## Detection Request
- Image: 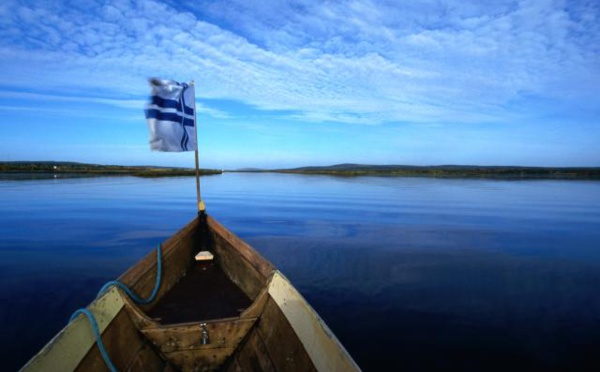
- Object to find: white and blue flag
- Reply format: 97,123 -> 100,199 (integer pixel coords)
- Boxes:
145,79 -> 196,152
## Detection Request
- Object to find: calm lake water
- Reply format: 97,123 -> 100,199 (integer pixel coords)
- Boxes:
1,173 -> 600,371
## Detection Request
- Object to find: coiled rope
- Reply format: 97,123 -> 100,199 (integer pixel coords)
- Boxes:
69,244 -> 163,372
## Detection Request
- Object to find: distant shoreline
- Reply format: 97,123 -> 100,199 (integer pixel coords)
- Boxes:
0,162 -> 221,178
2,162 -> 599,180
268,164 -> 600,180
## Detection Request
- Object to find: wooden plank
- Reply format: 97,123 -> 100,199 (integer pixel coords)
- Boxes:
230,328 -> 276,372
145,261 -> 253,324
239,284 -> 270,319
118,217 -> 201,312
256,297 -> 317,372
211,232 -> 266,299
165,347 -> 237,371
207,216 -> 274,279
268,272 -> 361,372
141,318 -> 256,354
121,295 -> 158,330
141,318 -> 257,370
21,287 -> 124,372
133,239 -> 196,312
223,357 -> 244,372
120,214 -> 272,313
119,217 -> 198,286
74,309 -> 164,372
123,341 -> 167,372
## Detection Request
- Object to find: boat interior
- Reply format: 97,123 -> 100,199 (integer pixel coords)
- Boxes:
78,215 -> 320,372
24,214 -> 358,372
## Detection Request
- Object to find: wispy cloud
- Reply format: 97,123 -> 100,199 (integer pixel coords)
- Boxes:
0,90 -> 230,118
0,91 -> 144,108
0,0 -> 598,126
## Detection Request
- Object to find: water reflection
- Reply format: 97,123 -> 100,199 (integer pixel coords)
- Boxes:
210,174 -> 600,371
1,174 -> 600,371
250,234 -> 600,371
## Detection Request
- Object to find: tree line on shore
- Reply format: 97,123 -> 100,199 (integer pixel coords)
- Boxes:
0,162 -> 221,178
2,161 -> 599,179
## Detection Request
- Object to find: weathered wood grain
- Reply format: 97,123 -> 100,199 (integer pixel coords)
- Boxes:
141,318 -> 257,371
165,347 -> 236,371
23,214 -> 360,372
142,318 -> 256,353
227,327 -> 276,372
75,309 -> 165,372
211,232 -> 266,299
268,272 -> 361,372
256,298 -> 317,372
207,216 -> 274,279
118,218 -> 201,312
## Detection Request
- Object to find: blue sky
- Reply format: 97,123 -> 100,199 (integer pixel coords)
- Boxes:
0,0 -> 598,169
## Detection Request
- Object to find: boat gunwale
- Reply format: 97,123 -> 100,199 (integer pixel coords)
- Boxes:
116,217 -> 201,311
20,287 -> 125,372
21,214 -> 361,371
206,215 -> 275,279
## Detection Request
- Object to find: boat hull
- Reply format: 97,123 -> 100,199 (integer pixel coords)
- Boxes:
21,215 -> 360,371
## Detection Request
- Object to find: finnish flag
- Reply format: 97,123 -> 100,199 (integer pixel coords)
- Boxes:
145,79 -> 196,152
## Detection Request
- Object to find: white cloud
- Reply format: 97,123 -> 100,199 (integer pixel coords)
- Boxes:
0,91 -> 144,108
0,90 -> 230,119
0,0 -> 598,126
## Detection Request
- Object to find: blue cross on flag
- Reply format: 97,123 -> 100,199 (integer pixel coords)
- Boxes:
145,79 -> 196,152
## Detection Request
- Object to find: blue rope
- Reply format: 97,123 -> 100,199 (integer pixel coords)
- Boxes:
69,244 -> 163,372
97,244 -> 163,304
70,309 -> 118,372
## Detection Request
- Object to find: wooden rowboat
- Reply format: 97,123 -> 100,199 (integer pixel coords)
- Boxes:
21,213 -> 360,371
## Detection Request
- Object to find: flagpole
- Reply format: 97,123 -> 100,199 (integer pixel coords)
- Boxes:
190,80 -> 204,215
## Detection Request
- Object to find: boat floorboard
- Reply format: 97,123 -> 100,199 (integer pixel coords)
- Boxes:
147,261 -> 252,324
